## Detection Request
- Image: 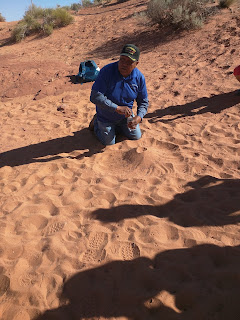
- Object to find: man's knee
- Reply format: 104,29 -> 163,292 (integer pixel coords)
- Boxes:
94,121 -> 116,145
132,134 -> 141,141
101,136 -> 116,145
94,132 -> 116,145
129,128 -> 142,141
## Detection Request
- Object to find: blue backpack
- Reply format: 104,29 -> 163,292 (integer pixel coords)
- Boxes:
76,60 -> 100,83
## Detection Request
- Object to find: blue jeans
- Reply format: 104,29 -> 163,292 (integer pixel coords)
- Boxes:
94,117 -> 142,145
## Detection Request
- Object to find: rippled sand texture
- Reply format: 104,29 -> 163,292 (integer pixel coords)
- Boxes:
1,1 -> 240,319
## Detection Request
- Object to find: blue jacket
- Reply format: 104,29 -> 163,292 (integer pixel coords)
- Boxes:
90,61 -> 148,123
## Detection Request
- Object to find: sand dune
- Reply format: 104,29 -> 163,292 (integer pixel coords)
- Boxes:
0,0 -> 240,319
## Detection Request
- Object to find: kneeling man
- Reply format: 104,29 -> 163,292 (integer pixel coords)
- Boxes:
89,44 -> 149,145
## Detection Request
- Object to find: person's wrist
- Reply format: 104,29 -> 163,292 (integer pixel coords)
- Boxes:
136,115 -> 142,123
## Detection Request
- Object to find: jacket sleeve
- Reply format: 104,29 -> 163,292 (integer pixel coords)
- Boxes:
90,66 -> 118,112
136,75 -> 149,119
90,90 -> 118,112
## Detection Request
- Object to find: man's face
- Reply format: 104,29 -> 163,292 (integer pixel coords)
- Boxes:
118,55 -> 138,77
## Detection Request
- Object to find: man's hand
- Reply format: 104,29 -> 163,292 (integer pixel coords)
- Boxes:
116,106 -> 132,117
128,115 -> 142,129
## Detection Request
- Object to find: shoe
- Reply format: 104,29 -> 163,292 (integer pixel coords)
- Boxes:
88,114 -> 97,131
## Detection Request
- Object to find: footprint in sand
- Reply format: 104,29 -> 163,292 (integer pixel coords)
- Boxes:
121,242 -> 140,260
42,221 -> 66,237
0,242 -> 24,260
83,248 -> 106,263
23,214 -> 48,231
141,224 -> 180,245
12,310 -> 31,320
25,251 -> 43,268
0,274 -> 10,297
207,155 -> 224,167
82,232 -> 108,263
18,273 -> 38,288
88,232 -> 108,250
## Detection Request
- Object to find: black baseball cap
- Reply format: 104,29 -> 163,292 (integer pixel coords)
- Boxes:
120,44 -> 140,62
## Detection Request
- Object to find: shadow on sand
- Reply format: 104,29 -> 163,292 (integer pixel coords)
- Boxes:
35,244 -> 240,320
66,75 -> 95,85
89,26 -> 180,60
77,0 -> 147,16
92,175 -> 240,227
0,37 -> 14,48
0,128 -> 104,168
145,90 -> 240,123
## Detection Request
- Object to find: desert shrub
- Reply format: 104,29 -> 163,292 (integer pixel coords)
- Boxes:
93,0 -> 112,4
61,6 -> 71,11
42,23 -> 54,36
147,0 -> 215,30
11,22 -> 29,42
82,0 -> 93,7
70,3 -> 82,11
134,10 -> 149,25
219,0 -> 236,8
11,5 -> 73,42
93,0 -> 104,4
51,7 -> 74,27
0,13 -> 6,22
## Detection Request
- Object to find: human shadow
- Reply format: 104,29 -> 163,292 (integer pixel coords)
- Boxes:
0,128 -> 104,168
35,244 -> 240,320
145,90 -> 240,123
92,175 -> 240,227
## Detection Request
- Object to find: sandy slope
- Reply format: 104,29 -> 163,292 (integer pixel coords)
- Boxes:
0,1 -> 240,319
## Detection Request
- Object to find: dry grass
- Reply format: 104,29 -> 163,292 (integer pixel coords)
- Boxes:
147,0 -> 218,30
11,5 -> 74,42
0,13 -> 6,22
